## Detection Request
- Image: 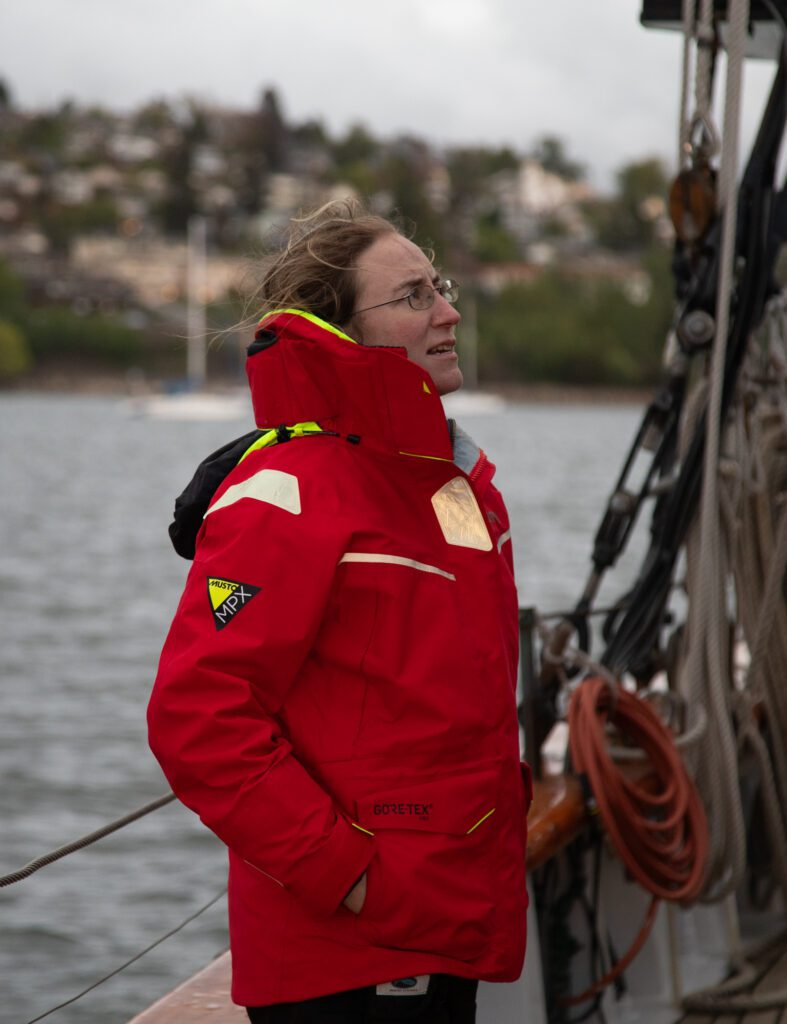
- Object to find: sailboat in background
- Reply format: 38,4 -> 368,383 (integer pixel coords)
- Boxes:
133,216 -> 250,422
442,289 -> 506,416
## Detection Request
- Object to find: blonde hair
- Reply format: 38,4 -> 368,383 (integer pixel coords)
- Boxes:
258,199 -> 400,328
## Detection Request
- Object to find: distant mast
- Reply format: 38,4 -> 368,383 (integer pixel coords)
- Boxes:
187,215 -> 207,391
459,290 -> 479,391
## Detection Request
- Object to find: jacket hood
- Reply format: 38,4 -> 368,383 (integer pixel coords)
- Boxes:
246,309 -> 453,462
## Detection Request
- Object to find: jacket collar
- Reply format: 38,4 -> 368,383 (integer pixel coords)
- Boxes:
246,309 -> 454,462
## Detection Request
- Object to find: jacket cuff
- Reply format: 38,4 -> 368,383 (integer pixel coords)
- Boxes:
285,815 -> 375,918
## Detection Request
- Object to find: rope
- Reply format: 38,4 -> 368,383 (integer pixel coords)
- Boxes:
694,0 -> 716,132
727,300 -> 787,901
672,291 -> 787,1008
681,0 -> 721,165
677,0 -> 751,901
679,0 -> 697,166
681,931 -> 787,1013
23,887 -> 227,1024
0,791 -> 176,888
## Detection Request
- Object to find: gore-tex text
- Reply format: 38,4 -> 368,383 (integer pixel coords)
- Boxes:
373,802 -> 433,819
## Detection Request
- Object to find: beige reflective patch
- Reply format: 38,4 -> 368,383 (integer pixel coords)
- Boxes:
431,477 -> 492,551
205,469 -> 301,518
339,552 -> 456,581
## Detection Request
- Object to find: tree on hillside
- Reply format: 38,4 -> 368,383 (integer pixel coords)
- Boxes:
232,86 -> 290,216
159,103 -> 207,234
133,98 -> 176,135
586,157 -> 669,251
380,138 -> 446,252
477,258 -> 671,387
473,209 -> 520,263
21,110 -> 69,158
0,320 -> 31,379
445,146 -> 519,256
447,146 -> 519,209
327,123 -> 380,194
532,135 -> 586,181
258,87 -> 289,174
332,123 -> 379,170
0,258 -> 26,325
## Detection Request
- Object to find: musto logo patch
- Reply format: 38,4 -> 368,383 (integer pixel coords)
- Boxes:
207,577 -> 260,631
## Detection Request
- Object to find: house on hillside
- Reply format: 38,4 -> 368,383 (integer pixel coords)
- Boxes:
491,158 -> 595,251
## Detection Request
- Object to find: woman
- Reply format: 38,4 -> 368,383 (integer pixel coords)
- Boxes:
148,201 -> 530,1024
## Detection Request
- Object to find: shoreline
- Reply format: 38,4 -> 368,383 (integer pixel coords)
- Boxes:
3,373 -> 652,406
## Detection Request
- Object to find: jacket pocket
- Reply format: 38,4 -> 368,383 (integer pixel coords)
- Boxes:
353,765 -> 499,961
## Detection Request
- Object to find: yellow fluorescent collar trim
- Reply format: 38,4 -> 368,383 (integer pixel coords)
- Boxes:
422,381 -> 432,394
205,469 -> 301,518
239,427 -> 279,463
466,808 -> 496,834
239,421 -> 323,464
351,822 -> 375,837
260,308 -> 357,344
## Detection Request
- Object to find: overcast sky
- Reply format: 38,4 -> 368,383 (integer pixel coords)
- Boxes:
0,0 -> 780,190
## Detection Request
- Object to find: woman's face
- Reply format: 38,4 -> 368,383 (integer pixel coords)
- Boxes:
348,233 -> 463,396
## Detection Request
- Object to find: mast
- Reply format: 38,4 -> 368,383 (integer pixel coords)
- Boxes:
186,215 -> 207,391
459,289 -> 479,390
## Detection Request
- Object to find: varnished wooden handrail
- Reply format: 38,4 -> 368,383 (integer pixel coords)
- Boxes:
128,774 -> 588,1022
526,773 -> 587,871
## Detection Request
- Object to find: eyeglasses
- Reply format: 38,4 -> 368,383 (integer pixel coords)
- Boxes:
353,279 -> 459,316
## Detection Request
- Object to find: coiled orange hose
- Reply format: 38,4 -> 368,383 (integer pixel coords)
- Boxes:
560,676 -> 710,1005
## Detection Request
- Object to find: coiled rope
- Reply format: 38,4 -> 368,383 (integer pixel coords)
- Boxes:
725,297 -> 787,905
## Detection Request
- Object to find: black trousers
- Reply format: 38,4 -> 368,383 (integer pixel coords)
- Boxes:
246,975 -> 478,1024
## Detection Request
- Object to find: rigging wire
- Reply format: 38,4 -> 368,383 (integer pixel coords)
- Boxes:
0,791 -> 176,888
22,888 -> 227,1024
598,2 -> 787,678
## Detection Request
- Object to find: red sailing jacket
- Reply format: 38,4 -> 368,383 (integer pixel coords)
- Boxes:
148,310 -> 530,1007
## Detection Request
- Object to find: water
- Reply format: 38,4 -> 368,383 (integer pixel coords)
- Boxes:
0,393 -> 644,1023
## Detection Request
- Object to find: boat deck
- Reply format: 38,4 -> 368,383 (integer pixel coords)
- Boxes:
129,953 -> 240,1023
127,777 -> 787,1023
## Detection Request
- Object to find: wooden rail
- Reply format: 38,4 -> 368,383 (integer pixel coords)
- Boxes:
128,773 -> 587,1023
526,772 -> 585,871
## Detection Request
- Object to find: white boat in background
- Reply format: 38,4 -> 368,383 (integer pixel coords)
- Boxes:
442,389 -> 506,416
128,217 -> 251,423
133,389 -> 250,422
443,290 -> 506,415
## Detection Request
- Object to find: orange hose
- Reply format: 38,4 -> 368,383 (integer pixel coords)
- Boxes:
569,677 -> 708,901
559,676 -> 709,1006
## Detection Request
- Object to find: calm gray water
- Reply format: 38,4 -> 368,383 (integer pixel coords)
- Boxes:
0,394 -> 644,1024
